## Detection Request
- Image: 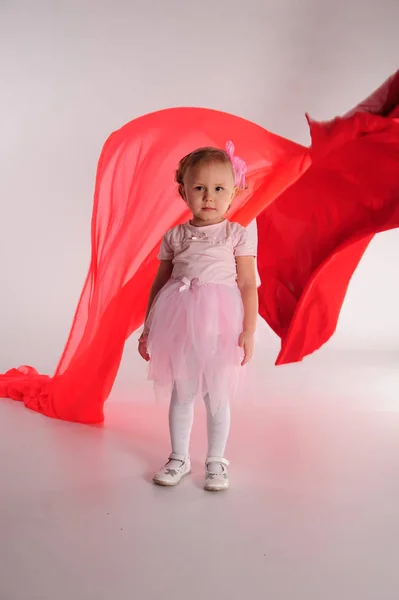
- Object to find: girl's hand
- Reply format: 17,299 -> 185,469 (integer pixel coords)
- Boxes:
138,334 -> 150,362
238,331 -> 254,366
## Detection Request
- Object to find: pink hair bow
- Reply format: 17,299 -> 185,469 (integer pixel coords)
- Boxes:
226,141 -> 247,189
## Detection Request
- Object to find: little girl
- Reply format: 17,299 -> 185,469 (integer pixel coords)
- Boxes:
138,143 -> 258,491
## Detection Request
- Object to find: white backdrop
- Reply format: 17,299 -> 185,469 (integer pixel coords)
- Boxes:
1,0 -> 398,394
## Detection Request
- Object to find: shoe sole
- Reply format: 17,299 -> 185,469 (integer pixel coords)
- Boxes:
204,484 -> 229,492
152,469 -> 191,487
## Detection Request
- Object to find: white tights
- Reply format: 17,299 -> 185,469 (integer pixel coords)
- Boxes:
168,382 -> 231,459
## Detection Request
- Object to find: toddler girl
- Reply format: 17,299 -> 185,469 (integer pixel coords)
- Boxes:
138,143 -> 258,491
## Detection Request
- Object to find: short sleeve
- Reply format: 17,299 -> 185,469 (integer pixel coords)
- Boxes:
158,231 -> 174,260
233,222 -> 258,257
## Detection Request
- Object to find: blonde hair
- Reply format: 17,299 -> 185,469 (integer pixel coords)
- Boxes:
175,147 -> 234,199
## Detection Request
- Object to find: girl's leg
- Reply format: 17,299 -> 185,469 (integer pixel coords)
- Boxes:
168,382 -> 196,459
203,394 -> 231,491
153,382 -> 196,486
203,394 -> 231,459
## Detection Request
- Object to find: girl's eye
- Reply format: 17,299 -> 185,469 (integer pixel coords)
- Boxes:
195,186 -> 204,191
216,186 -> 224,192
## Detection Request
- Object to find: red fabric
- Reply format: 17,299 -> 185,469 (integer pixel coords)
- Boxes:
264,70 -> 399,364
1,71 -> 398,424
0,109 -> 307,423
258,110 -> 399,365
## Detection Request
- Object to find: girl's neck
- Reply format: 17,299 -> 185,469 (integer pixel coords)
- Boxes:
189,217 -> 226,228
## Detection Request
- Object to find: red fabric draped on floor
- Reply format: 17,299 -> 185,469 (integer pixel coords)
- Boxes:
0,70 -> 398,423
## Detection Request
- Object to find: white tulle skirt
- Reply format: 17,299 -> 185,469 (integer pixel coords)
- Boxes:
146,278 -> 244,414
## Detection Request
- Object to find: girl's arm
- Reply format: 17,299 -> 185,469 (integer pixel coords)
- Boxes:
143,259 -> 173,330
236,256 -> 258,365
138,260 -> 173,362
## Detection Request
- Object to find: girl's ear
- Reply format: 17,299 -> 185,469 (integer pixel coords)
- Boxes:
179,183 -> 186,200
226,187 -> 238,212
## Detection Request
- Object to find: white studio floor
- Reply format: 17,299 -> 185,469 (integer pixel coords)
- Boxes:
1,346 -> 399,600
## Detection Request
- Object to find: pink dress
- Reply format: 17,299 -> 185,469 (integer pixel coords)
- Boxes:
147,220 -> 257,412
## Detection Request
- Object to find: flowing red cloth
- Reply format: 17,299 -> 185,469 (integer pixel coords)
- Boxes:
0,109 -> 307,423
257,70 -> 399,364
1,71 -> 398,423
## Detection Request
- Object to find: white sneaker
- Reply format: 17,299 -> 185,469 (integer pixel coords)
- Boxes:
153,453 -> 191,487
204,457 -> 230,491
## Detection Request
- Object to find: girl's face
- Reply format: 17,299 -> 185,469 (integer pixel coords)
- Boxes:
182,161 -> 236,226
